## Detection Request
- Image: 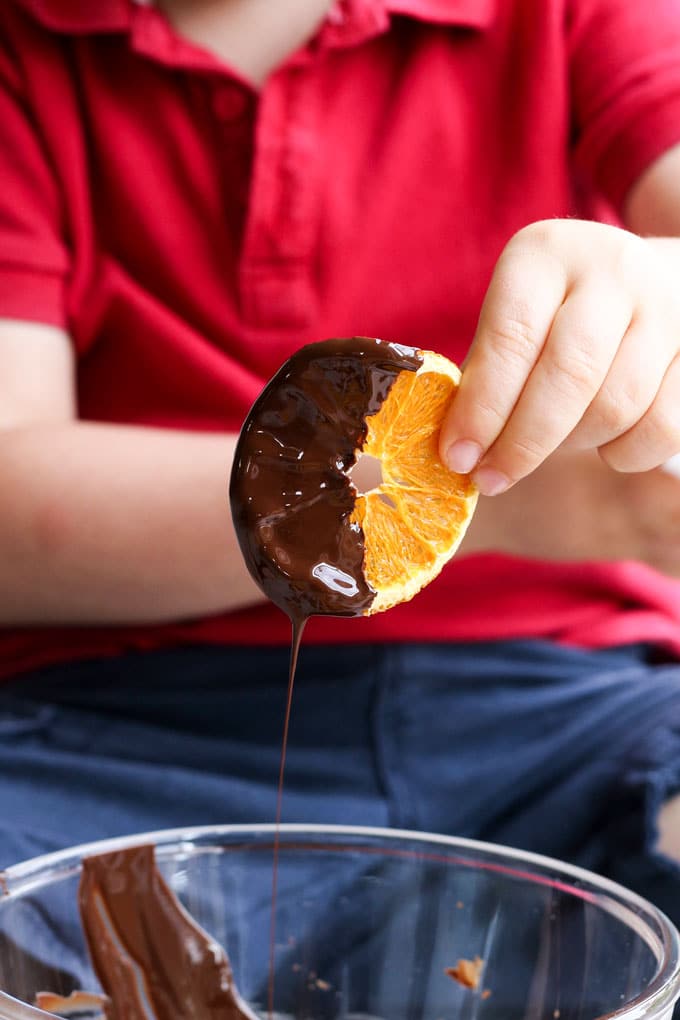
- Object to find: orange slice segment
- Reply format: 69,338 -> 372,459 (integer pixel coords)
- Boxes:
350,350 -> 478,614
352,491 -> 437,601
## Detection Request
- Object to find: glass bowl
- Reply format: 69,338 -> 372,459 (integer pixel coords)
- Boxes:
0,824 -> 679,1019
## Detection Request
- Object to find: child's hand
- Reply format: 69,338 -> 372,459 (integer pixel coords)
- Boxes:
440,219 -> 680,495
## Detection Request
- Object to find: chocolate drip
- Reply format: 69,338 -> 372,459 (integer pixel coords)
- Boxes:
78,846 -> 258,1020
230,337 -> 423,621
230,338 -> 425,1014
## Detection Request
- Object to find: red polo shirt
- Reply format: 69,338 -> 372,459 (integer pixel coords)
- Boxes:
2,0 -> 680,678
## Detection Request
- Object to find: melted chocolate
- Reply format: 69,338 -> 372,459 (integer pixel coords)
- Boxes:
229,337 -> 423,622
78,845 -> 258,1020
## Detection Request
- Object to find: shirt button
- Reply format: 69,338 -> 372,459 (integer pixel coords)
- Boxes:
212,86 -> 248,121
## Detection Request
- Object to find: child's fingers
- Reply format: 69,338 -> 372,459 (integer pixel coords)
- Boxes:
440,237 -> 567,475
570,314 -> 670,449
441,219 -> 680,493
599,354 -> 680,473
469,280 -> 632,493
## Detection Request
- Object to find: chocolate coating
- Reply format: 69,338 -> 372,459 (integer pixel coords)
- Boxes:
230,337 -> 423,620
78,846 -> 258,1020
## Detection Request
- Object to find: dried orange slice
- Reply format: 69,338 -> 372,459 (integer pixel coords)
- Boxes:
351,350 -> 478,614
230,338 -> 477,621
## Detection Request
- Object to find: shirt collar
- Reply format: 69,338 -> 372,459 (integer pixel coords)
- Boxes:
11,0 -> 496,34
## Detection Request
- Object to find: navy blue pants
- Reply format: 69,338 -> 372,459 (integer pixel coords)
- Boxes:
2,639 -> 680,929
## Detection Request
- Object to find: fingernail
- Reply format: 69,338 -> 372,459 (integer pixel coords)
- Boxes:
445,440 -> 482,474
473,467 -> 510,497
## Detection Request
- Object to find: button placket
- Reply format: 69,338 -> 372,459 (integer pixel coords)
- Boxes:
238,68 -> 322,329
198,75 -> 254,249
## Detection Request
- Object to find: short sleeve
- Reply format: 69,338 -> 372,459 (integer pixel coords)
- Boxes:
0,14 -> 69,327
569,0 -> 680,212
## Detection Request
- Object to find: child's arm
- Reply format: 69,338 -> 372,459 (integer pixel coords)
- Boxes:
0,319 -> 263,625
440,144 -> 680,496
459,443 -> 680,579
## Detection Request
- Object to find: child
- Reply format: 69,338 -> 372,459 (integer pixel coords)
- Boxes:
1,0 -> 680,929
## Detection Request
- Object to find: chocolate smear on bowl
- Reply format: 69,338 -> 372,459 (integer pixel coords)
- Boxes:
76,845 -> 258,1020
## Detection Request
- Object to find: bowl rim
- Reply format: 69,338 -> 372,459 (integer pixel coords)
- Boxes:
1,822 -> 679,1020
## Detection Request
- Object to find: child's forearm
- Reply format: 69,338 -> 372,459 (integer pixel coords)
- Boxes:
458,445 -> 680,578
624,142 -> 680,238
625,143 -> 680,276
0,422 -> 264,625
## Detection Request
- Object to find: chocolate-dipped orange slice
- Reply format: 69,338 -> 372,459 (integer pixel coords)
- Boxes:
230,337 -> 477,621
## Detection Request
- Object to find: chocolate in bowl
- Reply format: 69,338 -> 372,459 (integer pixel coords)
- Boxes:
1,825 -> 679,1020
